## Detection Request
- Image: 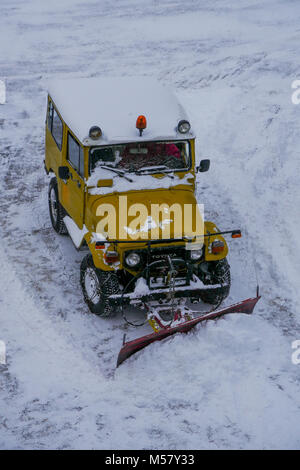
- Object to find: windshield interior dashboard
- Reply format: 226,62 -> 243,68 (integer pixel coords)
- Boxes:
89,140 -> 192,177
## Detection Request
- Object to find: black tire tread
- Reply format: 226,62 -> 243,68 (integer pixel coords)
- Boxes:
48,177 -> 68,234
199,258 -> 231,305
80,254 -> 120,316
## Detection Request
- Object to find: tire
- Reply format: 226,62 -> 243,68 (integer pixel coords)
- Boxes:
48,177 -> 68,234
199,258 -> 231,305
80,254 -> 120,316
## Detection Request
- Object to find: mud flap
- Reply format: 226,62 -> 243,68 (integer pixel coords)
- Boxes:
117,295 -> 260,367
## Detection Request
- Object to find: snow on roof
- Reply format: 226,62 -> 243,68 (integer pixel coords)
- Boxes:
48,77 -> 194,146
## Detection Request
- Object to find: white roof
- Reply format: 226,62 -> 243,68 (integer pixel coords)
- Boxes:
48,77 -> 194,146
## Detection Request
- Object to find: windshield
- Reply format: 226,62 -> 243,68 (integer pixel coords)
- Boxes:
89,141 -> 191,175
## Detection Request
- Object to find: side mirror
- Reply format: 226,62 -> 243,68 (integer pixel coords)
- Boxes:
197,159 -> 210,173
58,166 -> 70,180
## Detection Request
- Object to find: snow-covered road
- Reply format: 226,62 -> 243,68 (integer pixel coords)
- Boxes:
1,0 -> 300,449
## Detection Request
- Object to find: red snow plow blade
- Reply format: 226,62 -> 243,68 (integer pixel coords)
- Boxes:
117,295 -> 260,367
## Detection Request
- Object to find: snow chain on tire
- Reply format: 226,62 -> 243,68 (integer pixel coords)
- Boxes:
80,254 -> 120,317
199,258 -> 231,305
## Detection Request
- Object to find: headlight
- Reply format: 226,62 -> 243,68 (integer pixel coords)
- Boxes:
177,119 -> 191,134
89,126 -> 102,140
125,252 -> 141,267
190,249 -> 202,261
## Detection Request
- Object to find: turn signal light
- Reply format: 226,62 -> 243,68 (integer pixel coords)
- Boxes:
95,242 -> 105,250
231,230 -> 242,238
212,240 -> 225,254
104,251 -> 119,264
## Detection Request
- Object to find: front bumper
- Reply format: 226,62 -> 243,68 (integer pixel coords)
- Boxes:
109,280 -> 229,306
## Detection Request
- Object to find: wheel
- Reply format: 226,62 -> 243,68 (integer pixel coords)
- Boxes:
198,258 -> 231,305
48,177 -> 68,234
80,254 -> 120,316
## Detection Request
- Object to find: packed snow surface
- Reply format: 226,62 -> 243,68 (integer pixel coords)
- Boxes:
1,0 -> 300,450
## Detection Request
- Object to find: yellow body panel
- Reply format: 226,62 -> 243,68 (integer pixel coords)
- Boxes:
85,187 -> 204,270
45,95 -> 228,272
204,221 -> 228,261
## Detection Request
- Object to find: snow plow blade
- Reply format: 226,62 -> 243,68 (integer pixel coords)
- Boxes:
117,295 -> 260,367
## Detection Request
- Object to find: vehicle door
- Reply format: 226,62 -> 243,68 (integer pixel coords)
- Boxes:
60,131 -> 85,228
46,98 -> 63,173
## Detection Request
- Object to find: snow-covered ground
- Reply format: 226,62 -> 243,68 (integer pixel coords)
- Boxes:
1,0 -> 300,449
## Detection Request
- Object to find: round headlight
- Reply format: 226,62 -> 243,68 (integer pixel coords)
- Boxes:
190,249 -> 202,261
177,120 -> 191,134
125,252 -> 141,267
89,126 -> 102,140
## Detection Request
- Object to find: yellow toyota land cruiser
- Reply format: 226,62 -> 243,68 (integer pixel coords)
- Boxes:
44,78 -> 235,317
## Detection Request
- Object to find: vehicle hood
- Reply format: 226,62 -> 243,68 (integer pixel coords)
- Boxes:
89,188 -> 204,241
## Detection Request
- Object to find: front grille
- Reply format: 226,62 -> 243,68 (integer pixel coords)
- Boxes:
124,245 -> 187,268
124,245 -> 190,290
123,245 -> 189,285
148,246 -> 186,264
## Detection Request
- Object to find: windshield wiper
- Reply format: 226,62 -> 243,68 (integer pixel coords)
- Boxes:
136,165 -> 175,179
99,165 -> 134,182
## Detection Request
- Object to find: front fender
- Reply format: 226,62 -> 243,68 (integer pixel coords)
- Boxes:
204,221 -> 228,261
85,232 -> 121,271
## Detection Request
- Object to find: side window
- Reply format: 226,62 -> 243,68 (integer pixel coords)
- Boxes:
68,133 -> 84,178
47,100 -> 53,130
79,146 -> 84,177
47,99 -> 63,150
52,108 -> 63,150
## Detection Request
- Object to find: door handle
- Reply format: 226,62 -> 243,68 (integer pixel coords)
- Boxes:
69,172 -> 82,188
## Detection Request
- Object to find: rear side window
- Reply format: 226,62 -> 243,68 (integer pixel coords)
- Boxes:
67,133 -> 84,178
47,99 -> 63,150
47,101 -> 53,130
52,109 -> 63,149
